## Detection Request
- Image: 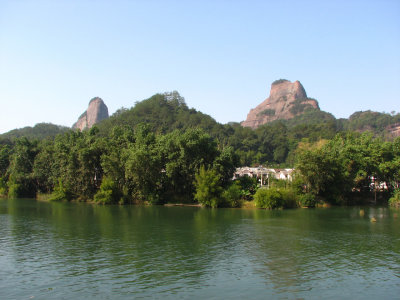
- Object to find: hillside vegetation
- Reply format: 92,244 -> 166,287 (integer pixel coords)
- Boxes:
0,91 -> 398,207
0,123 -> 70,141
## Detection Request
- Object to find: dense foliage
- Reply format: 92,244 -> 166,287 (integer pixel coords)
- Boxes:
340,110 -> 400,138
0,123 -> 69,140
93,91 -> 344,166
0,120 -> 238,205
295,133 -> 400,204
272,79 -> 289,85
1,91 -> 399,207
389,189 -> 400,207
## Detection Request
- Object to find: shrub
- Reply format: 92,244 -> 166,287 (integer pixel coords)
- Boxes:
258,109 -> 276,117
236,176 -> 257,200
7,180 -> 36,198
298,193 -> 317,208
280,189 -> 298,208
7,183 -> 21,198
94,189 -> 114,204
389,189 -> 400,208
272,79 -> 289,85
49,179 -> 73,201
254,187 -> 283,209
94,177 -> 122,205
194,166 -> 223,208
222,183 -> 242,208
0,177 -> 7,196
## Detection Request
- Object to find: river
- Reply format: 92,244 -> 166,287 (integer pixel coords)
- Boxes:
0,198 -> 399,299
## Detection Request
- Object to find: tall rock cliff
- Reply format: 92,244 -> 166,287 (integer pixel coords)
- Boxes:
73,97 -> 109,130
241,79 -> 319,129
386,123 -> 400,137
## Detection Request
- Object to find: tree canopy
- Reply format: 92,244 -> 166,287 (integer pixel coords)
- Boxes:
1,91 -> 398,206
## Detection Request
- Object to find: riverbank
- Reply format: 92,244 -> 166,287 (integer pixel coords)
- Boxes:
33,192 -> 396,211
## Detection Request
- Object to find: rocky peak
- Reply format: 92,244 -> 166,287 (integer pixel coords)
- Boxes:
387,123 -> 400,137
241,79 -> 319,129
73,97 -> 109,130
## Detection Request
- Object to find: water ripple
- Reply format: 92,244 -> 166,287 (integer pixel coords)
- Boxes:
1,202 -> 399,299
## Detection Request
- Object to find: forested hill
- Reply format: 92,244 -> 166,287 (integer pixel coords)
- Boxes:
1,91 -> 399,207
3,91 -> 398,142
95,91 -> 226,138
95,91 -> 399,165
1,91 -> 399,167
341,110 -> 400,136
0,123 -> 70,141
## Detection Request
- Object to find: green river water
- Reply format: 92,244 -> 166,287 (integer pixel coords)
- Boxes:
0,198 -> 399,299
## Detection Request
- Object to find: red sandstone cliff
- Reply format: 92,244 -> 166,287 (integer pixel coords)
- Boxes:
241,80 -> 319,129
387,123 -> 400,137
73,97 -> 109,130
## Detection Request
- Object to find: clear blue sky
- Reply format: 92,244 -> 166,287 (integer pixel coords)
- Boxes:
1,0 -> 399,134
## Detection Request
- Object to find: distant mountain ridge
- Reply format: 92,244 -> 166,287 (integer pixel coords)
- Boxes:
343,110 -> 400,138
0,123 -> 69,140
1,85 -> 399,141
240,79 -> 399,137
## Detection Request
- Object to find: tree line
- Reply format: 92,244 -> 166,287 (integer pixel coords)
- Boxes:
0,92 -> 399,207
0,124 -> 239,205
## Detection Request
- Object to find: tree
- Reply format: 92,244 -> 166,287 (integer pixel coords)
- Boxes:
7,138 -> 38,198
161,128 -> 219,202
94,176 -> 122,204
100,126 -> 134,202
33,141 -> 55,193
212,146 -> 239,187
124,124 -> 164,204
50,129 -> 105,201
254,187 -> 283,209
295,138 -> 348,203
222,183 -> 242,207
0,144 -> 11,195
194,166 -> 223,208
295,133 -> 398,204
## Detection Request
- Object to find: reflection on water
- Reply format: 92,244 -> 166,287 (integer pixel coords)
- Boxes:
0,199 -> 399,299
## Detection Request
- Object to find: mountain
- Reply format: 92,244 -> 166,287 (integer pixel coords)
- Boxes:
241,79 -> 319,129
73,97 -> 109,130
0,123 -> 70,141
341,110 -> 400,138
1,88 -> 398,144
95,91 -> 225,137
387,123 -> 400,137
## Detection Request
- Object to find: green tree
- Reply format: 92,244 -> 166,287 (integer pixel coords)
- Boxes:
194,166 -> 223,208
0,144 -> 11,195
7,138 -> 38,198
100,126 -> 134,203
0,144 -> 11,178
222,183 -> 242,207
94,176 -> 122,204
51,129 -> 105,200
161,128 -> 219,203
295,141 -> 346,203
254,187 -> 283,209
125,124 -> 164,204
295,133 -> 398,204
33,140 -> 55,193
212,146 -> 239,187
235,176 -> 258,200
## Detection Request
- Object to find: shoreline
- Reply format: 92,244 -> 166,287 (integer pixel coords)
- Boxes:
7,195 -> 395,211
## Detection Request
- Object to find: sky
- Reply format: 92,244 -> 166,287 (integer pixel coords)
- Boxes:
0,0 -> 399,134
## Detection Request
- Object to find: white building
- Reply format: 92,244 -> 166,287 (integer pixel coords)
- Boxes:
233,166 -> 294,185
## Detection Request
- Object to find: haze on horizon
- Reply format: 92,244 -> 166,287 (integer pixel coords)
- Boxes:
0,0 -> 399,134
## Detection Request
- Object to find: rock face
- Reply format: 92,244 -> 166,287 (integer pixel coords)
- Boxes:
387,123 -> 400,137
73,97 -> 109,130
241,79 -> 319,128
